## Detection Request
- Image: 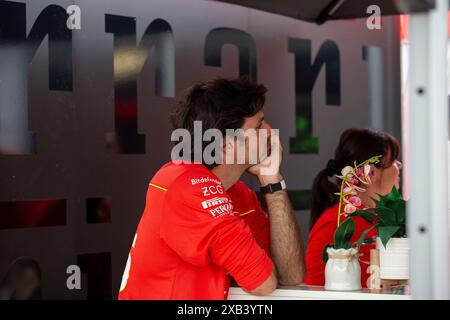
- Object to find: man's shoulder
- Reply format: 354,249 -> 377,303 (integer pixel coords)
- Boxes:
155,163 -> 234,220
151,162 -> 223,194
152,161 -> 211,181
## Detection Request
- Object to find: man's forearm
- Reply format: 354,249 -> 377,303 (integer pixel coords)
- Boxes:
261,176 -> 305,285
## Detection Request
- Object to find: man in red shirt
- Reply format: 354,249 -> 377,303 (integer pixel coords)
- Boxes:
118,77 -> 305,299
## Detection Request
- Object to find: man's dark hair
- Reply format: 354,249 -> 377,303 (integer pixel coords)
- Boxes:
170,77 -> 267,168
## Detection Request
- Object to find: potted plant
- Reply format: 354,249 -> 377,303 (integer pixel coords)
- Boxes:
322,218 -> 362,291
349,186 -> 409,280
322,155 -> 383,291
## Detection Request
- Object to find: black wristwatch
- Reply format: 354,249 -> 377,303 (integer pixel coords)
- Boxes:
260,180 -> 287,194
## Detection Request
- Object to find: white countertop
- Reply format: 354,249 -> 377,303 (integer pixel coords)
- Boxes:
228,285 -> 411,300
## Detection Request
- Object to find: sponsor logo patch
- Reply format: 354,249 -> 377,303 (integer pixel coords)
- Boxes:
209,203 -> 234,217
191,177 -> 222,185
200,197 -> 234,217
201,197 -> 229,209
201,184 -> 224,197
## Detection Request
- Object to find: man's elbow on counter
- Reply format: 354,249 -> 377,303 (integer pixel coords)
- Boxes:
248,271 -> 278,296
250,282 -> 277,296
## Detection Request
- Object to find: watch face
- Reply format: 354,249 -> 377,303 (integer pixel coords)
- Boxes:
280,180 -> 286,189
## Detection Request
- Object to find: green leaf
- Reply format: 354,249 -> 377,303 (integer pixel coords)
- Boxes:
376,187 -> 403,209
373,206 -> 396,226
322,243 -> 334,263
378,226 -> 400,248
349,210 -> 379,225
373,193 -> 388,207
394,225 -> 407,238
379,194 -> 392,206
334,218 -> 355,249
371,195 -> 387,209
386,186 -> 403,201
355,223 -> 379,251
384,199 -> 406,225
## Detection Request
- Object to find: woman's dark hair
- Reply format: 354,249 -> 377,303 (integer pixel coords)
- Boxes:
310,128 -> 400,230
170,76 -> 267,168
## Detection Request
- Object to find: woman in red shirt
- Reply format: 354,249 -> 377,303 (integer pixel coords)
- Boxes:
304,128 -> 402,288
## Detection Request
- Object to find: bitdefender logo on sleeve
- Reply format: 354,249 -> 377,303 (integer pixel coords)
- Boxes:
191,177 -> 222,185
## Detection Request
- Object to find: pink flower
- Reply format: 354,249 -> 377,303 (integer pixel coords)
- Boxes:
352,164 -> 373,185
345,182 -> 366,193
364,164 -> 373,184
341,166 -> 353,176
336,166 -> 354,180
336,156 -> 381,227
355,167 -> 364,176
343,185 -> 357,195
348,196 -> 362,207
344,203 -> 357,214
364,164 -> 371,176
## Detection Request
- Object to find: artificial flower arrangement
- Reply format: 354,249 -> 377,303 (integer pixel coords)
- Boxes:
322,154 -> 409,291
322,155 -> 383,263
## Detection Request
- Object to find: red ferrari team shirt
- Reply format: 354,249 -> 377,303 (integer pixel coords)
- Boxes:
118,162 -> 273,300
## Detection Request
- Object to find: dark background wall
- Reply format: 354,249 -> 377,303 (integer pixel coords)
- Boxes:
0,0 -> 401,299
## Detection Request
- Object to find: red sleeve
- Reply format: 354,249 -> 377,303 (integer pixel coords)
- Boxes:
248,191 -> 270,257
160,172 -> 273,291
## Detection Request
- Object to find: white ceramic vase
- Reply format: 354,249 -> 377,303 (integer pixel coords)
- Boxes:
324,247 -> 361,291
376,237 -> 409,280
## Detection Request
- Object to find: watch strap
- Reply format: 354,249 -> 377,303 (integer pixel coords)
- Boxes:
260,180 -> 286,194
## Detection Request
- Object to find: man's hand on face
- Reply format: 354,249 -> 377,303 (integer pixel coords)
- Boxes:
246,130 -> 283,186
